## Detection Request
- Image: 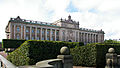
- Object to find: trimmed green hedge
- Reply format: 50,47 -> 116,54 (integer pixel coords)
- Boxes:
71,45 -> 96,67
7,40 -> 82,66
96,44 -> 120,68
2,39 -> 26,48
71,43 -> 120,68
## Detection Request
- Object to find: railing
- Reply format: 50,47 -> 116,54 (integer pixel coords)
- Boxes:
79,28 -> 104,33
0,46 -> 73,68
0,55 -> 17,68
10,18 -> 53,26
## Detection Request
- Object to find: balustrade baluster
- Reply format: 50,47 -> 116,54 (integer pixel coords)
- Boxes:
0,61 -> 2,68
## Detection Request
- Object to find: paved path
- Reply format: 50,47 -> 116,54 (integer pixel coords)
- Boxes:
73,66 -> 96,68
0,51 -> 7,58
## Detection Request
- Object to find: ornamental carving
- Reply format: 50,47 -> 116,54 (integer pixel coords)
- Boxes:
67,30 -> 75,41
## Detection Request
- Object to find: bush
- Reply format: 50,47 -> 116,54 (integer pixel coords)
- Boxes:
71,43 -> 120,68
7,40 -> 81,66
2,39 -> 26,48
96,44 -> 120,68
71,45 -> 96,67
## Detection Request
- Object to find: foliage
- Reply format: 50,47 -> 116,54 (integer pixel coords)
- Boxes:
71,43 -> 120,68
7,40 -> 81,66
96,44 -> 120,68
71,45 -> 96,67
104,39 -> 120,44
2,39 -> 26,48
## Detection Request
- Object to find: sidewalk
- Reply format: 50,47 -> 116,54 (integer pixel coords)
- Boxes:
0,51 -> 7,58
73,66 -> 96,68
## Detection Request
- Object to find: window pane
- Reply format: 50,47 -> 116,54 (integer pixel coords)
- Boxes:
37,30 -> 39,33
32,29 -> 34,33
17,27 -> 20,32
26,29 -> 29,32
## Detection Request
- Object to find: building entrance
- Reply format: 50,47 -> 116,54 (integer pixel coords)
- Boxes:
68,40 -> 72,42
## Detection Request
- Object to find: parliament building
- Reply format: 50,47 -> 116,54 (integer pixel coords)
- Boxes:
5,15 -> 104,43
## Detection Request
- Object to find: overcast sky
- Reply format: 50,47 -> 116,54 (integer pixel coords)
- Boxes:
0,0 -> 120,41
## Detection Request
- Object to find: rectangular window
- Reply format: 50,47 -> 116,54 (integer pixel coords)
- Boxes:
47,37 -> 49,40
26,36 -> 29,40
37,37 -> 39,40
42,37 -> 44,40
37,30 -> 40,33
56,30 -> 59,35
32,29 -> 34,33
32,36 -> 34,40
26,29 -> 29,33
42,30 -> 45,34
56,37 -> 59,41
47,30 -> 49,35
17,34 -> 20,39
51,37 -> 53,41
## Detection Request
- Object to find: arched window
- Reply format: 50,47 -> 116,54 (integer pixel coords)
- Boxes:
17,27 -> 20,32
68,40 -> 72,42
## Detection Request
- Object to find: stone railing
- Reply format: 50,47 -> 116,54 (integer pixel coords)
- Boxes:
0,46 -> 72,68
0,55 -> 17,68
105,48 -> 120,68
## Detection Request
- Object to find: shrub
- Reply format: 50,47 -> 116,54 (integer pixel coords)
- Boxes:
96,44 -> 120,68
7,40 -> 81,66
71,45 -> 96,67
71,43 -> 120,68
2,39 -> 26,48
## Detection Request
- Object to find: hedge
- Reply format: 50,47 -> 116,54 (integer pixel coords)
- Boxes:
96,44 -> 120,68
2,39 -> 26,48
70,43 -> 120,68
70,45 -> 96,67
7,40 -> 82,66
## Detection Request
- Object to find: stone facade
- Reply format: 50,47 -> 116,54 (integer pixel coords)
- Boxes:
5,15 -> 104,43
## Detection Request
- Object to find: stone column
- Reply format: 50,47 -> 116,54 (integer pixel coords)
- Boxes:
40,28 -> 42,40
84,33 -> 86,43
55,29 -> 56,41
14,25 -> 16,39
45,28 -> 47,40
102,34 -> 104,43
9,23 -> 12,39
86,33 -> 88,43
35,27 -> 37,40
88,34 -> 90,43
57,46 -> 73,68
21,25 -> 23,39
89,34 -> 92,43
59,30 -> 62,41
78,31 -> 79,42
81,33 -> 83,42
24,25 -> 26,39
50,29 -> 52,41
92,34 -> 94,43
30,26 -> 32,40
75,31 -> 76,42
105,48 -> 118,68
95,34 -> 96,43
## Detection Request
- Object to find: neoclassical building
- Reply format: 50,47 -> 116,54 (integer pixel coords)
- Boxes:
5,15 -> 104,43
